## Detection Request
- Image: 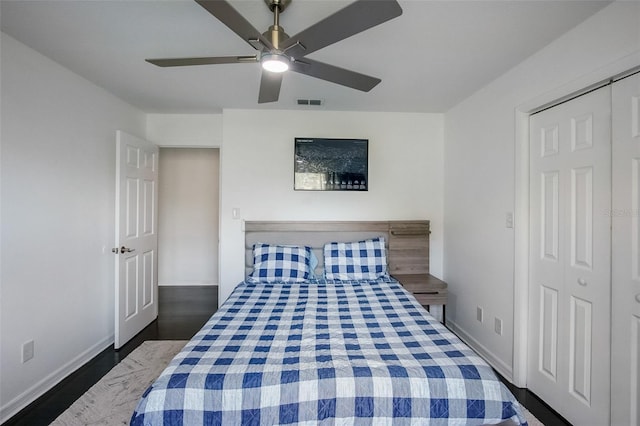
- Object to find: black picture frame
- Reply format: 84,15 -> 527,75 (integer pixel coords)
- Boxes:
294,137 -> 368,191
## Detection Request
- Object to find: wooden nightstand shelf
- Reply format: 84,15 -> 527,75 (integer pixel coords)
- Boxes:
392,273 -> 448,323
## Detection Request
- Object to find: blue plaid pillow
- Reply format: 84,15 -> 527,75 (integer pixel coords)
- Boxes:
248,244 -> 312,283
323,237 -> 388,280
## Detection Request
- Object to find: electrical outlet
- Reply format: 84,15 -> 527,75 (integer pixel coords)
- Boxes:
494,318 -> 503,335
22,340 -> 34,363
477,307 -> 483,323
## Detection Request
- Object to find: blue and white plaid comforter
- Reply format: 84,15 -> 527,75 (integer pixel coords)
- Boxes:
131,279 -> 527,425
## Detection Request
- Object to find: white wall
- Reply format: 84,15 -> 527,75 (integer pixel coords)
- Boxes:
146,113 -> 222,147
158,148 -> 220,286
443,1 -> 640,382
0,33 -> 145,421
219,109 -> 444,303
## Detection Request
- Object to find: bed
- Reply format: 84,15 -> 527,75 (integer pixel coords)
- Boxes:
131,221 -> 527,426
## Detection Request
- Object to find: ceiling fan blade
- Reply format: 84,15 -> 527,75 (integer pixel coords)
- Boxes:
146,55 -> 258,67
195,0 -> 274,51
290,58 -> 381,92
258,71 -> 283,103
280,0 -> 402,59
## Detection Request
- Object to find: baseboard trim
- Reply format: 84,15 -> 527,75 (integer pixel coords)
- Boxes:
0,334 -> 114,424
446,319 -> 513,381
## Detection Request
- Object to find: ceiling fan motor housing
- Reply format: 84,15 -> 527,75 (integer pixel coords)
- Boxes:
263,0 -> 291,50
263,25 -> 289,50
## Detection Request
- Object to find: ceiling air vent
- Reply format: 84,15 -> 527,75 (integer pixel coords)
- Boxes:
297,99 -> 324,106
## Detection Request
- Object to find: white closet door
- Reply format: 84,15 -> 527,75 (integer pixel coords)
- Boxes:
611,71 -> 640,426
529,86 -> 611,425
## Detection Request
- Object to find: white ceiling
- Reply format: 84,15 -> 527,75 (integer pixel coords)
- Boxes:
1,0 -> 610,113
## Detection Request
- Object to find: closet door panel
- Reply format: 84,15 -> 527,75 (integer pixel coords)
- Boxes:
529,114 -> 566,407
565,88 -> 611,425
611,71 -> 640,426
529,85 -> 611,426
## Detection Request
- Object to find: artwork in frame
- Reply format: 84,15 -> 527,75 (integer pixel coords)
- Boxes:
294,137 -> 368,191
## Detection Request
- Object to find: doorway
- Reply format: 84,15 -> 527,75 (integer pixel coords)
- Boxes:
158,148 -> 220,291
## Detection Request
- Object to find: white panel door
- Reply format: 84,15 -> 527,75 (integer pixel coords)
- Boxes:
529,86 -> 611,425
114,131 -> 159,349
611,71 -> 640,426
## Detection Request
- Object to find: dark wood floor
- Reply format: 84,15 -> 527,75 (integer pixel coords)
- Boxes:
499,375 -> 572,425
6,286 -> 568,425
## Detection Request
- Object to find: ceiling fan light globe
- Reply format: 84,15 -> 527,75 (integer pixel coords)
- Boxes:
261,53 -> 289,73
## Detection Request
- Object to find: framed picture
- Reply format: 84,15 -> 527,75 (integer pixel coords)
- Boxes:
294,137 -> 368,191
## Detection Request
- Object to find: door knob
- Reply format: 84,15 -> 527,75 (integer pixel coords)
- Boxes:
577,278 -> 587,286
112,246 -> 135,254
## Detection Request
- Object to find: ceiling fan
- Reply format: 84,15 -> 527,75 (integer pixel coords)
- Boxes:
146,0 -> 403,104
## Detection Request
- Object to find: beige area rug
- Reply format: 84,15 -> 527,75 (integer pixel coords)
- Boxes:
51,340 -> 544,425
50,340 -> 187,426
523,407 -> 544,426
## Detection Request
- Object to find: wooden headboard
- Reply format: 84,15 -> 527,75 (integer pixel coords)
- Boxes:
244,220 -> 430,278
